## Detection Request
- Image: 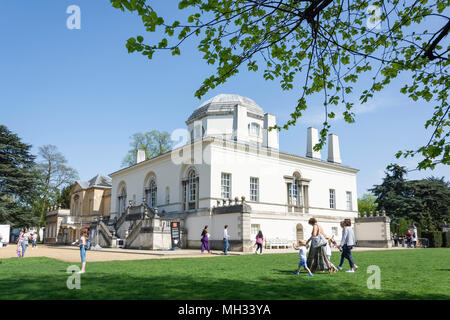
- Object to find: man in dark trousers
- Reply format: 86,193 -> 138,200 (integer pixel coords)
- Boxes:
406,231 -> 412,248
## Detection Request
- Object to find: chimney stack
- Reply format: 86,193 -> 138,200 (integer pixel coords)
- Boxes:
136,149 -> 146,164
263,113 -> 279,149
327,133 -> 342,163
306,127 -> 321,159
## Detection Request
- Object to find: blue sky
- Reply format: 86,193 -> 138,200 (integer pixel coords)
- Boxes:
0,0 -> 448,196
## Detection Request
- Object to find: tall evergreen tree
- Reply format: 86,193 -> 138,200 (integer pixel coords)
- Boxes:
370,164 -> 417,223
0,125 -> 40,227
408,177 -> 450,231
371,165 -> 450,231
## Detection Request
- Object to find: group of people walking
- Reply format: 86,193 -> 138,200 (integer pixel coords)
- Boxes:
200,224 -> 231,255
13,220 -> 357,277
12,227 -> 89,275
16,229 -> 38,258
200,218 -> 358,277
393,228 -> 418,248
295,218 -> 358,276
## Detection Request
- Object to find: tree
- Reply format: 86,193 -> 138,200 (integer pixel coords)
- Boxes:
357,193 -> 378,215
0,125 -> 40,227
371,165 -> 450,231
397,217 -> 412,235
35,145 -> 78,227
370,164 -> 421,224
122,130 -> 173,167
110,0 -> 449,170
56,183 -> 75,209
407,177 -> 450,231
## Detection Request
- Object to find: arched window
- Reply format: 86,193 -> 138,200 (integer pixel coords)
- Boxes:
183,168 -> 198,210
118,185 -> 127,214
188,170 -> 196,203
145,179 -> 157,208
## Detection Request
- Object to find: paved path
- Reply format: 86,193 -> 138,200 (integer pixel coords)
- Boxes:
0,244 -> 417,263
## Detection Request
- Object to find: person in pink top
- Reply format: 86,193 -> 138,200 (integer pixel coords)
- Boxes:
255,230 -> 264,255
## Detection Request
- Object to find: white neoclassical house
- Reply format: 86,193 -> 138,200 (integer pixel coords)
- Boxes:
107,94 -> 359,251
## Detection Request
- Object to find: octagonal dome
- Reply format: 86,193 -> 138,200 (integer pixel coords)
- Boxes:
187,94 -> 265,124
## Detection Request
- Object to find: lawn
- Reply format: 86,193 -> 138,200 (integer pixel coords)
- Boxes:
0,249 -> 449,300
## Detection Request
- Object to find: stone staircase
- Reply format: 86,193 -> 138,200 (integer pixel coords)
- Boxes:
124,219 -> 144,249
98,220 -> 113,247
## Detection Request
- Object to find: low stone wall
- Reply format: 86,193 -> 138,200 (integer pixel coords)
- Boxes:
125,218 -> 188,250
355,215 -> 392,248
355,240 -> 392,248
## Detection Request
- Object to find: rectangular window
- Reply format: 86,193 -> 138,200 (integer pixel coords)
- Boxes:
250,177 -> 259,201
221,173 -> 231,199
287,183 -> 293,204
251,224 -> 260,236
329,189 -> 336,209
183,183 -> 187,208
292,182 -> 298,205
189,180 -> 196,202
250,123 -> 260,136
287,182 -> 301,206
332,227 -> 338,236
346,191 -> 352,211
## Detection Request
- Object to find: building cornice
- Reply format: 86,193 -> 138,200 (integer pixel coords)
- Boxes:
109,137 -> 358,178
208,137 -> 359,174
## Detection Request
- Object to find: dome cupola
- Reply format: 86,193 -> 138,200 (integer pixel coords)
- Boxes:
186,94 -> 278,149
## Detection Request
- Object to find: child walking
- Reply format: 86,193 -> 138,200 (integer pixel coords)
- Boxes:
32,232 -> 38,249
293,240 -> 313,277
325,236 -> 339,273
16,231 -> 24,257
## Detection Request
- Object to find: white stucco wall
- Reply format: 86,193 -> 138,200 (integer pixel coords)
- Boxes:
110,149 -> 212,217
249,215 -> 343,242
208,142 -> 358,217
110,138 -> 357,242
185,213 -> 240,241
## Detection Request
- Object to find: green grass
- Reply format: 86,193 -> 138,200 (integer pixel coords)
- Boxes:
0,249 -> 449,300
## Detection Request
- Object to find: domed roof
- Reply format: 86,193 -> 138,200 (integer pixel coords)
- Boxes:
187,94 -> 264,123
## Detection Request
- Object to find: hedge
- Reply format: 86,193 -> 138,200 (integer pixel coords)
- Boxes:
442,232 -> 450,248
421,231 -> 443,248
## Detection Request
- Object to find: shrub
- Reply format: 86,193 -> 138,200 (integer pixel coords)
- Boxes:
421,231 -> 443,248
442,232 -> 450,248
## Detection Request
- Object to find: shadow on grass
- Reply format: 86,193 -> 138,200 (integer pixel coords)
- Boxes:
1,251 -> 450,300
0,270 -> 448,300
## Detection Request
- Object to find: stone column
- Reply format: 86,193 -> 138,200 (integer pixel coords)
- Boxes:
240,212 -> 252,252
